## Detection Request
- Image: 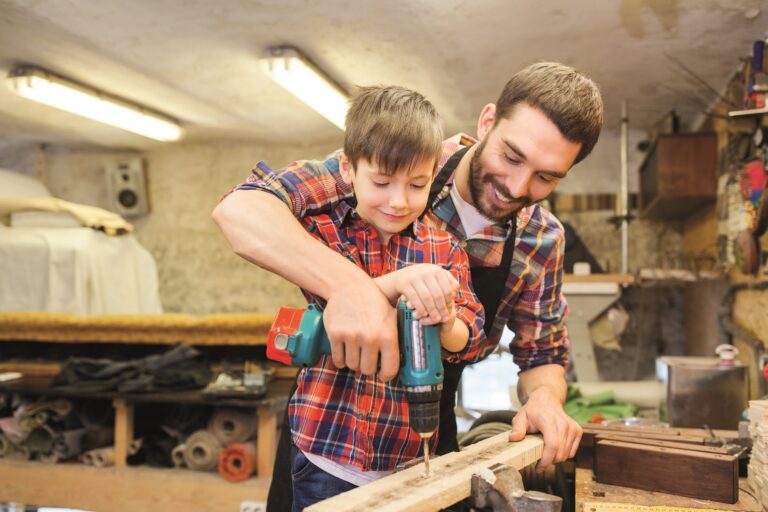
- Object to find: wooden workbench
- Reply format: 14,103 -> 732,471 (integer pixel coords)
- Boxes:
576,468 -> 761,512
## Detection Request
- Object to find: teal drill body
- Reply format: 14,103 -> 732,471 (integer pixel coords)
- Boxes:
267,302 -> 444,437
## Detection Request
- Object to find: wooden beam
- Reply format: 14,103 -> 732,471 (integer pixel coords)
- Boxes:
306,433 -> 543,512
113,399 -> 134,467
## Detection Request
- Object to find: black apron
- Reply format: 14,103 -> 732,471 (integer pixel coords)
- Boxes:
426,145 -> 517,455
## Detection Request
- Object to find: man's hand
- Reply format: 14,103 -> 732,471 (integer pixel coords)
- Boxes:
509,364 -> 580,471
323,277 -> 399,381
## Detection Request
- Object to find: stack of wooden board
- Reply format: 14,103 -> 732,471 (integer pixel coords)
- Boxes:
747,399 -> 768,507
578,424 -> 740,504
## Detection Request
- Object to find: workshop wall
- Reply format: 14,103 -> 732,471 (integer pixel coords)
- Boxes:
1,139 -> 340,315
556,210 -> 684,273
557,128 -> 647,194
0,140 -> 40,178
1,128 -> 687,317
134,140 -> 339,315
682,67 -> 768,355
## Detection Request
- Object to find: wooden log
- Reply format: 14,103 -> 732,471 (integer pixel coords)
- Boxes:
594,439 -> 739,504
306,434 -> 543,512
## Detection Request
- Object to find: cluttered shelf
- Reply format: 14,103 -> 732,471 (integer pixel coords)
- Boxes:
0,374 -> 292,408
0,370 -> 293,511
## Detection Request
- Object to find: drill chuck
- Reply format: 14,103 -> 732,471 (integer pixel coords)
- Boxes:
405,384 -> 442,435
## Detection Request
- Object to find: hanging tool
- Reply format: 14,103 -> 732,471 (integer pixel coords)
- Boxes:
267,300 -> 444,476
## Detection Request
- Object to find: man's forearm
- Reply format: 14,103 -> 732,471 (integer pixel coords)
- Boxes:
516,364 -> 567,405
212,190 -> 372,298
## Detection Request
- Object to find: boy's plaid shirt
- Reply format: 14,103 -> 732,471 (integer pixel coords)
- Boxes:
287,200 -> 485,471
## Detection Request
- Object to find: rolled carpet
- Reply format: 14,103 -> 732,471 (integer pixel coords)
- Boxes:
183,430 -> 222,471
208,409 -> 256,445
171,443 -> 186,468
83,446 -> 115,467
0,433 -> 13,458
218,441 -> 257,482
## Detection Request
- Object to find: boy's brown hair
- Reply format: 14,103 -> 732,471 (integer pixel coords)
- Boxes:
495,62 -> 604,164
344,85 -> 443,175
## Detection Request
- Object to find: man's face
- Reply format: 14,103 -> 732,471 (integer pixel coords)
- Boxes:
469,103 -> 582,222
340,156 -> 434,243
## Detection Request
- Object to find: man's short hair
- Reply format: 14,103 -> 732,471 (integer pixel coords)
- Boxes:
344,85 -> 443,175
495,62 -> 604,164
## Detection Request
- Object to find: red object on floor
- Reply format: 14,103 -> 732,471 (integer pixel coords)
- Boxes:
218,442 -> 257,482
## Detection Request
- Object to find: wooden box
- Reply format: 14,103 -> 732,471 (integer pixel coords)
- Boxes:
639,133 -> 718,219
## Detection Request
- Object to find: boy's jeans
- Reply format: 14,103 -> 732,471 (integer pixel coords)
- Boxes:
291,446 -> 357,512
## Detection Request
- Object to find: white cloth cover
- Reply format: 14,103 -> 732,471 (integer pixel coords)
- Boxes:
0,227 -> 162,315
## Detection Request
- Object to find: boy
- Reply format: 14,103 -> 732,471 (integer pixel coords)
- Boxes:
239,86 -> 487,510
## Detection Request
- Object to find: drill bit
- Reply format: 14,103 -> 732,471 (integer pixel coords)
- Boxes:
423,437 -> 430,477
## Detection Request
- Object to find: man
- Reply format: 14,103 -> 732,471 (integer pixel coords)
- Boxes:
213,61 -> 604,509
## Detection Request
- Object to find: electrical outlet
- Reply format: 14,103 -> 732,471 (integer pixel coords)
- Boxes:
240,501 -> 266,512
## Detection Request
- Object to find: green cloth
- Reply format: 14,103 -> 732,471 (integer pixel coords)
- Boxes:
563,384 -> 637,424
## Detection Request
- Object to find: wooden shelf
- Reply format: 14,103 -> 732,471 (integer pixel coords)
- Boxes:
728,106 -> 768,118
0,377 -> 292,510
564,273 -> 635,284
0,311 -> 276,345
639,133 -> 717,219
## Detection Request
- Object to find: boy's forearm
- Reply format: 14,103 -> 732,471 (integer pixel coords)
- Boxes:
441,319 -> 469,353
212,190 -> 371,298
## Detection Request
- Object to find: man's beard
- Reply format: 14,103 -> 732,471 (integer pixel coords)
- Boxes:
468,139 -> 533,223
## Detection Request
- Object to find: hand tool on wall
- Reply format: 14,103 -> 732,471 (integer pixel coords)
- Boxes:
267,301 -> 444,476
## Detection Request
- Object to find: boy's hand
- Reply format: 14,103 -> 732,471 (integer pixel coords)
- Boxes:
393,264 -> 459,325
439,300 -> 457,334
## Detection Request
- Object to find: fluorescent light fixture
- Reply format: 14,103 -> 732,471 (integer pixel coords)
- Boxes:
261,46 -> 349,130
6,66 -> 183,142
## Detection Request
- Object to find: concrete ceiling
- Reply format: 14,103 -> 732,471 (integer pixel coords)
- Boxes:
0,0 -> 767,150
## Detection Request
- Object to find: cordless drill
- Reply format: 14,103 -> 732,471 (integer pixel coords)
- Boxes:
267,301 -> 444,474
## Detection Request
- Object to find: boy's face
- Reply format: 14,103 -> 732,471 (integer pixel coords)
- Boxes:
340,154 -> 434,243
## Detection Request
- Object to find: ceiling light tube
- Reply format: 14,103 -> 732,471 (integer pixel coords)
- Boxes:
261,46 -> 349,130
6,66 -> 183,142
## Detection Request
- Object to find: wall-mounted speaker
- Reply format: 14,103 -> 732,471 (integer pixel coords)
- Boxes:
105,158 -> 149,217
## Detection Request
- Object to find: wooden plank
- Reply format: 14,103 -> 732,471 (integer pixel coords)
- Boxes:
576,468 -> 759,511
0,311 -> 275,345
594,440 -> 739,504
256,403 -> 279,478
0,459 -> 268,512
594,434 -> 734,455
113,399 -> 134,467
306,433 -> 543,512
577,425 -> 707,469
0,361 -> 61,376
